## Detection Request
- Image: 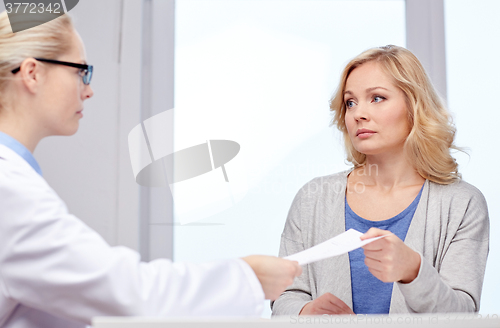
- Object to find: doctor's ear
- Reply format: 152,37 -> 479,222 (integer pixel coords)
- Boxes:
16,58 -> 45,94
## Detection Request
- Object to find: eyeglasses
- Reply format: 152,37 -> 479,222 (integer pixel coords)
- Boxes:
11,58 -> 94,85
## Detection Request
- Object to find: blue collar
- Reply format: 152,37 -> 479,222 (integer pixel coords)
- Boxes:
0,131 -> 42,176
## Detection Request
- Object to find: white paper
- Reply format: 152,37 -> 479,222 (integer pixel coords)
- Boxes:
284,229 -> 390,265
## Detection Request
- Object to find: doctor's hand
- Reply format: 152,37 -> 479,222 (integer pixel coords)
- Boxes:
242,255 -> 302,300
299,293 -> 354,315
361,228 -> 421,283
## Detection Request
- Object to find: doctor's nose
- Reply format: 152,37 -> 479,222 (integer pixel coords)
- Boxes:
82,85 -> 94,100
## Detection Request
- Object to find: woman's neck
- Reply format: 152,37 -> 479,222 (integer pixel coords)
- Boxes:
352,151 -> 425,190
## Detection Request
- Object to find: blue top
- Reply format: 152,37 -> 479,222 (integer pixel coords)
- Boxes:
0,131 -> 42,176
345,184 -> 424,314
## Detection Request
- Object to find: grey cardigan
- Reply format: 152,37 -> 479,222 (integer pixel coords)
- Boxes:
271,169 -> 489,315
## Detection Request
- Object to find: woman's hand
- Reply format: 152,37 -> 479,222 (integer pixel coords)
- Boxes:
299,293 -> 354,315
360,228 -> 421,283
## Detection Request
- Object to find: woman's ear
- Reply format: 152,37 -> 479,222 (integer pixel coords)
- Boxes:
18,58 -> 43,94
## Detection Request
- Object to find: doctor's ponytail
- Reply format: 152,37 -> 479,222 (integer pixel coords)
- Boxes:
0,10 -> 74,110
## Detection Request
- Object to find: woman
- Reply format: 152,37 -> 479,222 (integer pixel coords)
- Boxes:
271,45 -> 489,315
0,11 -> 301,328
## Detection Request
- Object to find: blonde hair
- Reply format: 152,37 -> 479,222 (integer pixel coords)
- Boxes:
330,45 -> 461,185
0,11 -> 74,109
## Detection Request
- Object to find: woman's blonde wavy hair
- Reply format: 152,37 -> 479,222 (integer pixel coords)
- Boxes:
0,10 -> 74,110
330,45 -> 461,185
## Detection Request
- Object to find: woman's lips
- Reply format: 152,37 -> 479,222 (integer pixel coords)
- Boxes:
357,132 -> 375,139
356,128 -> 376,139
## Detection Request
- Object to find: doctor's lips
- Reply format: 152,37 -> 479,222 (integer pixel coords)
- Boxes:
136,140 -> 240,187
356,128 -> 376,137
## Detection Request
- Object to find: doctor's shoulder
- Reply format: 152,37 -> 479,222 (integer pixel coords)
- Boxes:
0,149 -> 49,188
0,147 -> 67,222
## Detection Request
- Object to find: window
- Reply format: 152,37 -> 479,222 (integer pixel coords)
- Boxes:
444,0 -> 500,315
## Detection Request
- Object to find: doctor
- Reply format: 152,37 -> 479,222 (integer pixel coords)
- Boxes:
0,11 -> 301,328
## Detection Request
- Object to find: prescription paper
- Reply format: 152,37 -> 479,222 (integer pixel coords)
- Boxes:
284,229 -> 388,265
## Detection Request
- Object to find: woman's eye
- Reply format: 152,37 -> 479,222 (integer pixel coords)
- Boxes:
346,100 -> 355,108
373,95 -> 385,103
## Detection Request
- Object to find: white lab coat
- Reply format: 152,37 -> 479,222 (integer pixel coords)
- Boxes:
0,145 -> 264,328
